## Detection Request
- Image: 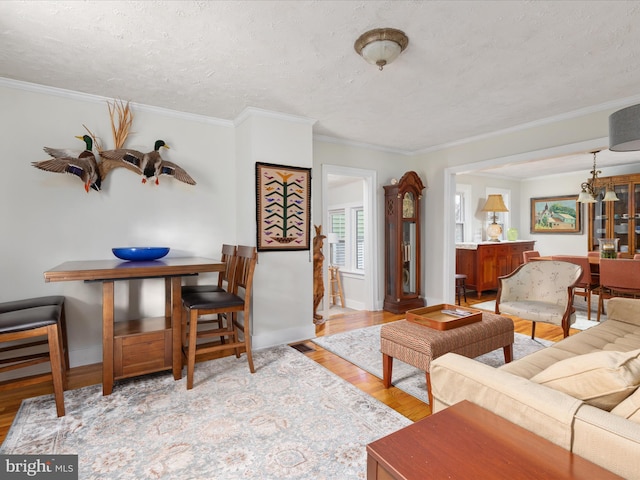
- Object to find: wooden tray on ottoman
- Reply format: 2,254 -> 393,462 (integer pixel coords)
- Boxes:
406,304 -> 482,330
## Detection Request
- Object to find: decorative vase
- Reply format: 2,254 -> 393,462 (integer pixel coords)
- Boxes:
599,238 -> 619,259
507,228 -> 518,241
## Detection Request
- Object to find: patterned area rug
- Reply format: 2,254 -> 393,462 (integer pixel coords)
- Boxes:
311,325 -> 552,403
1,346 -> 411,479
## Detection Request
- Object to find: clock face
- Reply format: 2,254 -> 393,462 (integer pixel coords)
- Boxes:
402,192 -> 415,218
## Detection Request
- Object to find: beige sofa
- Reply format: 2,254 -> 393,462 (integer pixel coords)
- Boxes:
431,297 -> 640,479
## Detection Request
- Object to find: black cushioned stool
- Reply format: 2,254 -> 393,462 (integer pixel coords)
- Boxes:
0,296 -> 67,417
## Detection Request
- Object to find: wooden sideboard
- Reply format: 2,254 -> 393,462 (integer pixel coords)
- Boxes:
456,240 -> 535,298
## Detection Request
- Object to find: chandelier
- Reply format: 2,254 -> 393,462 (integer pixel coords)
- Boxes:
577,151 -> 619,203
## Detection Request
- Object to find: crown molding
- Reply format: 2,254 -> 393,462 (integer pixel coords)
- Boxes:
0,77 -> 233,127
313,134 -> 412,156
416,94 -> 640,156
234,106 -> 316,127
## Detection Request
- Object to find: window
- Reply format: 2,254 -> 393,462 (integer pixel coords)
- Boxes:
329,210 -> 346,266
455,183 -> 472,242
455,192 -> 465,243
329,205 -> 365,273
355,208 -> 365,270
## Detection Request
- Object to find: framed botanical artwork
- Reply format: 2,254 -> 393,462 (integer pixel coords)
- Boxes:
530,195 -> 581,234
256,162 -> 312,251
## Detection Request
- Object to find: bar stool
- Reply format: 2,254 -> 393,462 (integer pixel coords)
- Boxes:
329,266 -> 345,308
0,296 -> 67,417
455,274 -> 467,305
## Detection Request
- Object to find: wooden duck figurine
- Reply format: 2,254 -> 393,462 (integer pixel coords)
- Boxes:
32,135 -> 101,192
100,140 -> 196,185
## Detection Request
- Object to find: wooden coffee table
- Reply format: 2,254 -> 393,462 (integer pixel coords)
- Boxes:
367,400 -> 623,479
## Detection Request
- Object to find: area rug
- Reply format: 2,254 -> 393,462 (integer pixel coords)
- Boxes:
311,325 -> 552,404
1,346 -> 411,479
473,297 -> 605,330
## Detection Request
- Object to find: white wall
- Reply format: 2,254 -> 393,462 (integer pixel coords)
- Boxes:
313,141 -> 418,309
235,110 -> 316,348
415,108 -> 626,305
455,174 -> 521,242
517,164 -> 640,255
5,78 -> 638,373
0,80 -> 315,372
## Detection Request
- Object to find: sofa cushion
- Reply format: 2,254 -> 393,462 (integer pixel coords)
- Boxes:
611,387 -> 640,422
530,348 -> 640,411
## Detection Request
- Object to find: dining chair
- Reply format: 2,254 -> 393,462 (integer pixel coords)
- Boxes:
181,245 -> 258,389
598,258 -> 640,321
551,255 -> 599,320
0,296 -> 67,416
634,253 -> 640,260
182,245 -> 237,344
522,250 -> 541,263
182,244 -> 237,294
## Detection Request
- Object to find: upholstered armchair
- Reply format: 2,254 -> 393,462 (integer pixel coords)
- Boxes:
496,260 -> 582,339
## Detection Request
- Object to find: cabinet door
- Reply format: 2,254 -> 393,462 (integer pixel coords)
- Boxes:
613,183 -> 631,255
590,198 -> 607,252
478,247 -> 497,290
456,249 -> 476,287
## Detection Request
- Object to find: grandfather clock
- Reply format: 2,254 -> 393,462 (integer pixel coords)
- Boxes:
383,171 -> 426,313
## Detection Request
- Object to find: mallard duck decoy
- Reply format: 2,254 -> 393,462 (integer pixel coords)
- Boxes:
33,135 -> 101,192
100,140 -> 196,185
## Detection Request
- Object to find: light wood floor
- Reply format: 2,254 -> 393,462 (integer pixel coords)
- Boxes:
0,291 -> 578,444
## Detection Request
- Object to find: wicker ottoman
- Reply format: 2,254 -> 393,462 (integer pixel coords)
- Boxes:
380,313 -> 514,405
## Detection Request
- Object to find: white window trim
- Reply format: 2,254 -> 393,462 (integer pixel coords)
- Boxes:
328,201 -> 365,275
456,183 -> 473,242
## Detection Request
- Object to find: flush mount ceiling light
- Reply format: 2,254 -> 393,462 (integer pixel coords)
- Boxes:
354,28 -> 409,70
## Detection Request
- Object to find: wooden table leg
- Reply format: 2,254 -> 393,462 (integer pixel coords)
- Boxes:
102,280 -> 115,396
170,276 -> 183,380
382,353 -> 393,388
503,343 -> 513,363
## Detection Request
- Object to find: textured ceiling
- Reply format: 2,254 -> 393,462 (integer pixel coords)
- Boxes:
3,0 -> 640,176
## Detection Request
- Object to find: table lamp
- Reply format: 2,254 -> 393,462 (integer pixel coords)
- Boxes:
481,194 -> 509,242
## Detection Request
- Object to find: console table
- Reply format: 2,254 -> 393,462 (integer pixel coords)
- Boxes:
367,400 -> 622,479
456,240 -> 535,297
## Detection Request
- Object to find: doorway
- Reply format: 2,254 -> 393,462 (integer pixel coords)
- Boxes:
321,165 -> 378,318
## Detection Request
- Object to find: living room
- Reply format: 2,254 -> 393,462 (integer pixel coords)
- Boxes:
2,1 -> 640,478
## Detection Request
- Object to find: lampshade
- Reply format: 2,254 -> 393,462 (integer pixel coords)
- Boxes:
354,28 -> 409,70
609,103 -> 640,151
481,195 -> 508,242
603,188 -> 620,202
577,190 -> 597,203
481,194 -> 509,213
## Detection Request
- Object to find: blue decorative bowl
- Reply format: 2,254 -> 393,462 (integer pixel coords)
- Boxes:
112,247 -> 170,261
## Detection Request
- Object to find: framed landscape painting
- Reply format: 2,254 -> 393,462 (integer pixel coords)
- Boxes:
530,195 -> 581,234
256,162 -> 312,251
